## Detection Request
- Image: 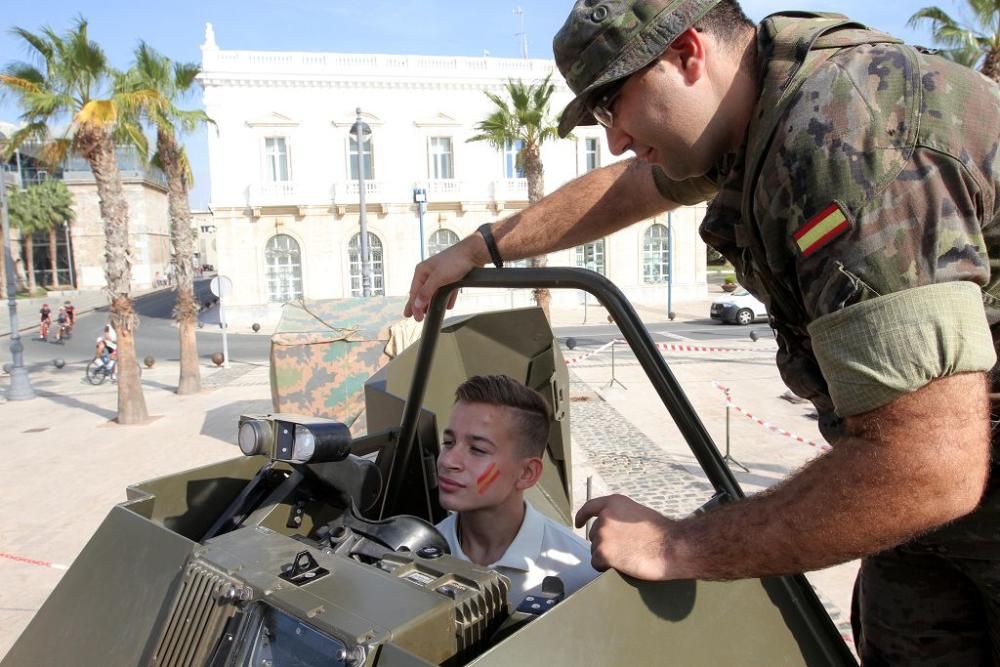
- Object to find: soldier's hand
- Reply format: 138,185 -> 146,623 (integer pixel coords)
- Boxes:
576,494 -> 674,581
404,238 -> 481,321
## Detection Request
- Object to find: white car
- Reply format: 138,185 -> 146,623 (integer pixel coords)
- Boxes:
710,288 -> 769,325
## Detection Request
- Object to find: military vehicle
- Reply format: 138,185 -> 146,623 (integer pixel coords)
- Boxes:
2,269 -> 857,666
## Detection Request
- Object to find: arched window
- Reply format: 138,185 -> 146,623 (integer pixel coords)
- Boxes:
643,224 -> 669,284
575,239 -> 606,274
265,234 -> 303,302
349,232 -> 385,296
428,229 -> 459,257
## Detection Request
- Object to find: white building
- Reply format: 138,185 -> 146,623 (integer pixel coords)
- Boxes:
198,24 -> 709,325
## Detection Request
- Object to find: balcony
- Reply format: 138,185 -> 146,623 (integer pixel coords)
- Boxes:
248,181 -> 300,206
332,180 -> 388,205
426,179 -> 462,202
491,178 -> 528,201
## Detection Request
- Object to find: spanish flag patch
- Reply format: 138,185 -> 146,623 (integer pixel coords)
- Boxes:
794,203 -> 850,257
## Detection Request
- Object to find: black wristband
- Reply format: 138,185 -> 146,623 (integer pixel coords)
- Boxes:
477,223 -> 504,269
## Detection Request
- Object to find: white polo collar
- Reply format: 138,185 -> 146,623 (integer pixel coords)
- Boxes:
448,501 -> 546,573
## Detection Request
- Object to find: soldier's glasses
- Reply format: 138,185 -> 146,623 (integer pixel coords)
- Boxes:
588,78 -> 628,129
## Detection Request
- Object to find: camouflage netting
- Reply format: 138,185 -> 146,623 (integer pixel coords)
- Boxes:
270,297 -> 420,436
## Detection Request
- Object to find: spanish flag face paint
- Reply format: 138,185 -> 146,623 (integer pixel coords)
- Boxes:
794,203 -> 851,257
476,463 -> 501,495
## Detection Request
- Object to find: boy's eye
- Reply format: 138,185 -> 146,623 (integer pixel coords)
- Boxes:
441,440 -> 454,448
471,447 -> 488,455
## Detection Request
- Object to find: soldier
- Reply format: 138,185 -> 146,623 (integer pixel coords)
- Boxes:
405,0 -> 1000,662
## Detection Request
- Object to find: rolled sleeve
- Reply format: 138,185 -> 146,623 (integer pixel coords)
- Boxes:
807,282 -> 996,416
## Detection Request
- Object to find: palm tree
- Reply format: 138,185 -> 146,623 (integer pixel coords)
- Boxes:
7,180 -> 74,290
125,43 -> 213,395
908,1 -> 1000,80
0,17 -> 150,423
468,75 -> 561,317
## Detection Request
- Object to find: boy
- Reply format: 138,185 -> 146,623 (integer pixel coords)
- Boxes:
435,375 -> 596,608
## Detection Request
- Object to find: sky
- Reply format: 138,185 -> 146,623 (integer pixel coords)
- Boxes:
0,0 -> 954,209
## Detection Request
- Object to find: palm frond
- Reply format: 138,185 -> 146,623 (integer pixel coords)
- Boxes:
9,26 -> 54,64
77,99 -> 117,126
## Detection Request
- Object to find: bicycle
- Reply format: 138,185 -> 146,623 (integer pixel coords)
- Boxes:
85,355 -> 142,385
86,355 -> 116,385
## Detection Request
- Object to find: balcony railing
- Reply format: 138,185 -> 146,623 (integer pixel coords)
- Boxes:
249,181 -> 299,205
490,178 -> 528,200
333,180 -> 386,204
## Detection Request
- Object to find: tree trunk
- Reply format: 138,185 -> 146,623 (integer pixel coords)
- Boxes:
48,227 -> 57,287
523,144 -> 551,319
80,126 -> 149,424
981,46 -> 1000,83
24,235 -> 36,293
159,130 -> 201,394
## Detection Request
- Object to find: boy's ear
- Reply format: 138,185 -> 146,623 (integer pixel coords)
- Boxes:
514,457 -> 544,491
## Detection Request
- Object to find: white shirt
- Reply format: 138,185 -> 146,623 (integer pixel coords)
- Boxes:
436,501 -> 598,608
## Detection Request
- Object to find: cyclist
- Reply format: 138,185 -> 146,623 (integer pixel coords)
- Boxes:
38,304 -> 51,340
55,307 -> 70,342
63,300 -> 75,337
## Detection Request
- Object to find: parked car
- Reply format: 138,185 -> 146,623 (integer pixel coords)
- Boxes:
710,288 -> 768,325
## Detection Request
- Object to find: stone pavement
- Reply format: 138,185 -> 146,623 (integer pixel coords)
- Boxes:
0,293 -> 858,661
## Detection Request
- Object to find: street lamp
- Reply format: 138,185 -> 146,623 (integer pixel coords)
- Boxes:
413,187 -> 427,261
0,131 -> 35,399
350,108 -> 373,297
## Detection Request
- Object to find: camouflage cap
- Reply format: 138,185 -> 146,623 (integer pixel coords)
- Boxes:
553,0 -> 722,137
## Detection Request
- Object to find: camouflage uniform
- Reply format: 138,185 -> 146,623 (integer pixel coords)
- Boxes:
555,3 -> 1000,663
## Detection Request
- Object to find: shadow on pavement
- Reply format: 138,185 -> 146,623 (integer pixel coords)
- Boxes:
201,400 -> 272,444
35,389 -> 117,421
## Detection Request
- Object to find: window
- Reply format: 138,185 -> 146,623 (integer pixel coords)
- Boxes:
584,138 -> 600,172
349,135 -> 374,180
265,234 -> 303,302
429,137 -> 454,179
643,223 -> 670,284
575,240 -> 606,274
264,137 -> 290,182
505,139 -> 525,178
349,232 -> 385,296
428,229 -> 460,257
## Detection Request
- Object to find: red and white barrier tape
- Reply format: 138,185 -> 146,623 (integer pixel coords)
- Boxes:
566,338 -> 771,366
654,341 -> 771,354
563,339 -> 618,366
713,381 -> 830,452
1,551 -> 69,570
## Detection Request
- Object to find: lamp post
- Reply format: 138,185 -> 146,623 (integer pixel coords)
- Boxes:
413,187 -> 427,262
0,132 -> 35,400
667,212 -> 675,321
350,108 -> 373,297
63,221 -> 75,288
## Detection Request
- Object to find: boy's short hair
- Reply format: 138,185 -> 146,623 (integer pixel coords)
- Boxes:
454,375 -> 551,459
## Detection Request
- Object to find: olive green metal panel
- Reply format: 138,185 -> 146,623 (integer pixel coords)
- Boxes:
126,455 -> 267,541
469,571 -> 849,666
2,506 -> 193,667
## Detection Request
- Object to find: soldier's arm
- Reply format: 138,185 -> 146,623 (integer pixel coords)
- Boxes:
578,371 -> 991,580
405,159 -> 682,320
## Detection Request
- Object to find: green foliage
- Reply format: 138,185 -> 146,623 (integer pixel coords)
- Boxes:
7,180 -> 74,234
123,41 -> 214,185
907,1 -> 1000,75
468,75 -> 561,177
723,274 -> 737,285
0,16 -> 148,163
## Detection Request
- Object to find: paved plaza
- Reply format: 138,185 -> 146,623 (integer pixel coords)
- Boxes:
0,296 -> 857,661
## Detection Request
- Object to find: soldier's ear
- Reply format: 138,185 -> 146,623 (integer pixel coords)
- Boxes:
668,27 -> 707,84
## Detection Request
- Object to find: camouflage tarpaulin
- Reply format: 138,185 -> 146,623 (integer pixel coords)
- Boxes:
270,296 -> 418,434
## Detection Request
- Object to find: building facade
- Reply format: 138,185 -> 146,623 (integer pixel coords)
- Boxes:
198,24 -> 710,324
0,124 -> 172,293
